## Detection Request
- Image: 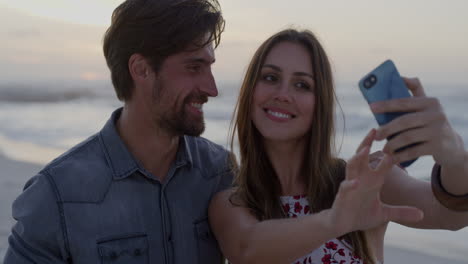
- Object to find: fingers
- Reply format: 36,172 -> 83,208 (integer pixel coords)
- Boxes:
402,77 -> 426,97
375,109 -> 443,141
356,129 -> 376,154
346,146 -> 371,180
370,96 -> 441,115
383,204 -> 424,224
369,151 -> 384,169
355,145 -> 371,168
381,126 -> 432,154
375,153 -> 394,173
390,142 -> 434,165
339,179 -> 360,193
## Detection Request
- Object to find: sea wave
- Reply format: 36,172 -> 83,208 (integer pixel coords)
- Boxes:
0,82 -> 238,104
0,83 -> 113,103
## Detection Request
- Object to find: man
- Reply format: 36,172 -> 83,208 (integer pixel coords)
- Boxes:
4,0 -> 233,263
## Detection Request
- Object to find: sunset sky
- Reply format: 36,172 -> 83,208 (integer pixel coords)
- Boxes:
1,0 -> 467,87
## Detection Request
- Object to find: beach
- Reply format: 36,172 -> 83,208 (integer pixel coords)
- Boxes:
1,151 -> 466,263
1,0 -> 467,262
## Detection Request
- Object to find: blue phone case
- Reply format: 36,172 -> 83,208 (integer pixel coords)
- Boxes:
358,60 -> 418,167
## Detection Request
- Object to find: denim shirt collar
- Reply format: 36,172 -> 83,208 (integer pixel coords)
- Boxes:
99,108 -> 193,180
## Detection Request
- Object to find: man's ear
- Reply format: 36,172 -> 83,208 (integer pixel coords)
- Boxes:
128,53 -> 151,82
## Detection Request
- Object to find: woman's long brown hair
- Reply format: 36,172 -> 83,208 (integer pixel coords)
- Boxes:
229,29 -> 374,264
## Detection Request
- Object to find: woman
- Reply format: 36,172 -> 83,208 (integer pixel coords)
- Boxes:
209,29 -> 468,264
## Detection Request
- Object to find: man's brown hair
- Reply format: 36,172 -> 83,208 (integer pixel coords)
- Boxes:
103,0 -> 225,101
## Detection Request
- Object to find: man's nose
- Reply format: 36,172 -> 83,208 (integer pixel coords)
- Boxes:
200,71 -> 218,97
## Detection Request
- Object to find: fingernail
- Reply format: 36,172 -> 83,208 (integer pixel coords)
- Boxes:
419,210 -> 425,219
350,179 -> 359,187
370,103 -> 377,111
415,210 -> 424,221
362,146 -> 370,154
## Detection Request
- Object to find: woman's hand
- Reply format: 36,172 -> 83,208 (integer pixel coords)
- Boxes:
370,77 -> 465,168
371,77 -> 468,197
329,129 -> 424,234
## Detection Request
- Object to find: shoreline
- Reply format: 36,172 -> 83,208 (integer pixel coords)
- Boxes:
0,151 -> 466,263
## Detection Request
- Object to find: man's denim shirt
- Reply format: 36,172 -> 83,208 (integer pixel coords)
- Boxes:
4,108 -> 234,264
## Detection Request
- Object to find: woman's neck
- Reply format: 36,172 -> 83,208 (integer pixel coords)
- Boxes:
264,138 -> 308,196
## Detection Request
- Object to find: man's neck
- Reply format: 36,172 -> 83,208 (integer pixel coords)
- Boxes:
117,106 -> 179,181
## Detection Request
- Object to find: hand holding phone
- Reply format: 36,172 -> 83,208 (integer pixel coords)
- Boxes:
358,60 -> 419,167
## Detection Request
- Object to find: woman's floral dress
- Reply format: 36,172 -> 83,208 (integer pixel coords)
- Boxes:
281,195 -> 364,264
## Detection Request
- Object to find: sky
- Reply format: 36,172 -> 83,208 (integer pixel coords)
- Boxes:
0,0 -> 467,87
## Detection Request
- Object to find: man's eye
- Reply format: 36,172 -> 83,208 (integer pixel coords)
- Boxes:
188,65 -> 201,72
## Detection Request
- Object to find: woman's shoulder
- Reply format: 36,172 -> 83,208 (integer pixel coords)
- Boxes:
209,187 -> 259,230
212,186 -> 235,200
211,187 -> 244,208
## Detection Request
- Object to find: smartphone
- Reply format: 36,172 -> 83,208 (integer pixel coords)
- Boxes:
358,59 -> 418,167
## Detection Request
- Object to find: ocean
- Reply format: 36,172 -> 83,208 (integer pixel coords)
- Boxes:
0,81 -> 467,261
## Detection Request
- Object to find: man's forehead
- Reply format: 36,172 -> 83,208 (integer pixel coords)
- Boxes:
188,42 -> 214,57
181,43 -> 215,63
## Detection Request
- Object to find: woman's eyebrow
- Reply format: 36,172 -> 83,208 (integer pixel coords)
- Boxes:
294,72 -> 314,79
263,64 -> 314,79
262,64 -> 281,71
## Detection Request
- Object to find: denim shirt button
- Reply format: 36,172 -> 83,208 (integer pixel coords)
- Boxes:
134,248 -> 142,256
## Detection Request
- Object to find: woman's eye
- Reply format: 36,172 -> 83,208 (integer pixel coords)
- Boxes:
295,81 -> 310,90
262,74 -> 278,82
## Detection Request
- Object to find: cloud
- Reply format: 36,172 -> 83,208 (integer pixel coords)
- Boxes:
5,55 -> 44,64
8,28 -> 41,38
80,72 -> 108,81
369,47 -> 394,55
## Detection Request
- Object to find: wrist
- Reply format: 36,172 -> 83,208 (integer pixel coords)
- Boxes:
320,208 -> 351,238
439,149 -> 468,194
431,164 -> 468,211
436,133 -> 467,167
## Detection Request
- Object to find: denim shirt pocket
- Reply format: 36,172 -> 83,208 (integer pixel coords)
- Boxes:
194,217 -> 222,264
97,233 -> 149,264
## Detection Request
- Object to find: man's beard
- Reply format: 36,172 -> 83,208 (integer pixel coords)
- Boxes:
152,80 -> 206,137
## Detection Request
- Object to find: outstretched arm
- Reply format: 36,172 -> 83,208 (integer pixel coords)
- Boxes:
377,161 -> 468,230
209,190 -> 342,264
209,130 -> 423,264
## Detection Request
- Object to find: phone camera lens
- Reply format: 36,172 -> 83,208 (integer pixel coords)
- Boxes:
364,74 -> 377,89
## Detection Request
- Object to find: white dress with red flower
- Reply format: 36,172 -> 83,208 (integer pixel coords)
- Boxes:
280,195 -> 364,264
